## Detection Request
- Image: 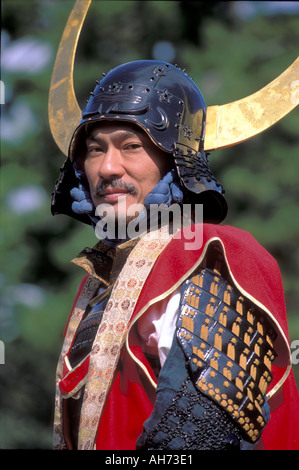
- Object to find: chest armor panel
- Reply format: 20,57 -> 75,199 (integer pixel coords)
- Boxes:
177,267 -> 277,443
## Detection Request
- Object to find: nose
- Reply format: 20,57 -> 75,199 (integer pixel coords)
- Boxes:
97,145 -> 125,181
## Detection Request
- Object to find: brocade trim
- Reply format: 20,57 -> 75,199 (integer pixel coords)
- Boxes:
66,227 -> 173,450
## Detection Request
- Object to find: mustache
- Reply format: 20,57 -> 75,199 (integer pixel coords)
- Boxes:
93,179 -> 137,197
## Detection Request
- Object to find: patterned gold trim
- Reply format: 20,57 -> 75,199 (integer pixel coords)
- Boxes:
54,275 -> 100,449
77,227 -> 173,450
72,238 -> 140,285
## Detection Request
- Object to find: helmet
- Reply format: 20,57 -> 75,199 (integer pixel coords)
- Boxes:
51,60 -> 227,224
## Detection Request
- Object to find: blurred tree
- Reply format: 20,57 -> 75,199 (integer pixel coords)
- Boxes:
1,0 -> 298,449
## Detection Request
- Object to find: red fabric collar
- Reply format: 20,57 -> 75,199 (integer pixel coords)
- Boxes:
133,224 -> 289,342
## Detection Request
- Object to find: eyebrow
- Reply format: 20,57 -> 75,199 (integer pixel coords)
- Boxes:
86,129 -> 143,143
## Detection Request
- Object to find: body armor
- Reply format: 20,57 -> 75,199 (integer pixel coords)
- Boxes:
51,60 -> 227,225
137,266 -> 276,449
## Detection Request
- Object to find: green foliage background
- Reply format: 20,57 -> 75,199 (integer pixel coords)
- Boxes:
1,0 -> 298,449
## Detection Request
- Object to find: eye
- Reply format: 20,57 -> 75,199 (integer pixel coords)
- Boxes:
124,142 -> 143,151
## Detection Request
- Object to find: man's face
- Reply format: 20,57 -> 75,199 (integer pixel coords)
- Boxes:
83,121 -> 171,222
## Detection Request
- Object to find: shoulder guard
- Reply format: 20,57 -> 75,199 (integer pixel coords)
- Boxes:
177,267 -> 277,443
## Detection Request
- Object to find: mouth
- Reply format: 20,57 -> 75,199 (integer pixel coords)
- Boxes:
99,188 -> 129,196
98,189 -> 131,203
93,180 -> 137,202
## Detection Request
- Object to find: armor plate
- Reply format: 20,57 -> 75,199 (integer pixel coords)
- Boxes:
177,267 -> 277,443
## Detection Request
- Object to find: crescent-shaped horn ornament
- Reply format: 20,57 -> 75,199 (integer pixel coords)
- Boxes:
48,0 -> 298,156
204,56 -> 299,152
48,0 -> 91,156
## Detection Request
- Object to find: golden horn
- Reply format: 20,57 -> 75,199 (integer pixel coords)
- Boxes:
49,0 -> 298,156
48,0 -> 91,156
204,56 -> 299,152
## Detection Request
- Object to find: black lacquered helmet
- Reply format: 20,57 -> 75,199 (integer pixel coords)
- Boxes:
52,60 -> 227,224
